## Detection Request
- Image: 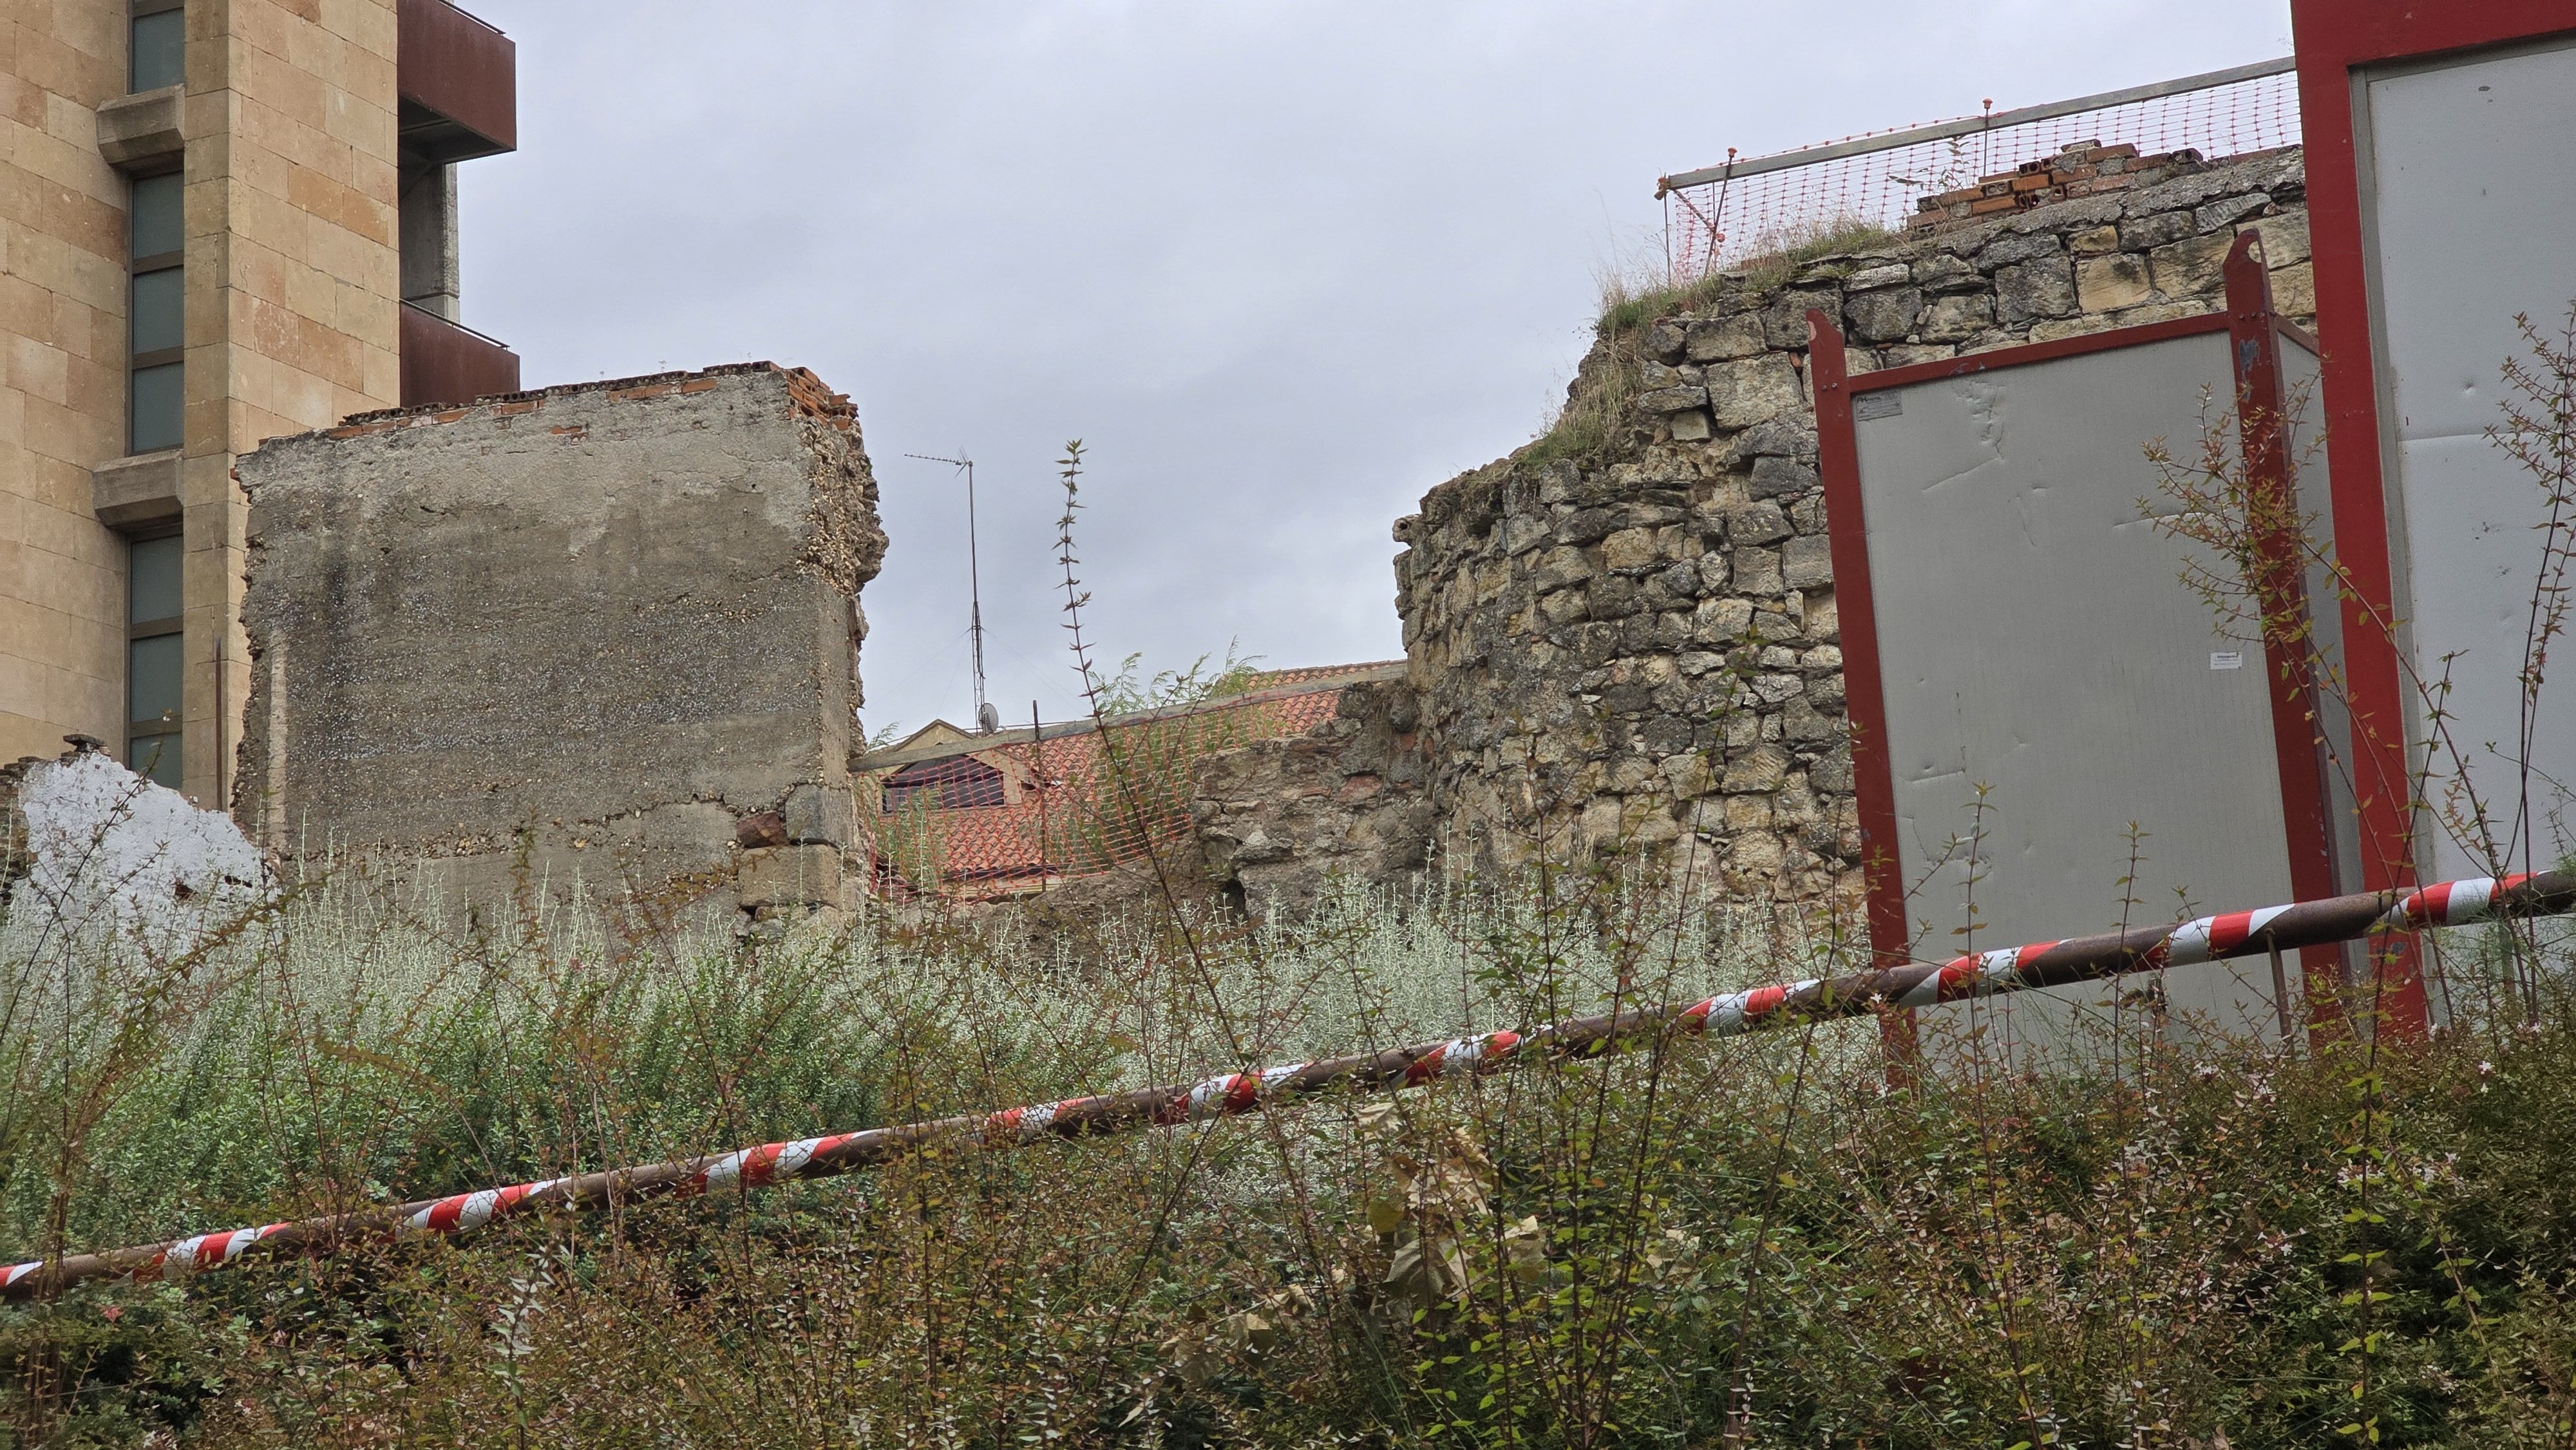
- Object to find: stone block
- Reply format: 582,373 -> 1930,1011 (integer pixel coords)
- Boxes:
1749,455 -> 1819,500
1661,751 -> 1715,798
97,86 -> 184,168
2148,232 -> 2236,298
1844,263 -> 1911,292
1683,315 -> 1766,362
1844,285 -> 1924,343
2237,211 -> 2309,268
1693,596 -> 1754,644
1602,527 -> 1665,572
1644,318 -> 1688,362
1667,408 -> 1712,442
1555,507 -> 1618,545
1635,386 -> 1708,415
1727,500 -> 1792,546
781,782 -> 853,847
1726,417 -> 1818,465
1911,254 -> 1982,293
1811,745 -> 1855,794
1587,576 -> 1642,619
2069,224 -> 2121,257
1976,231 -> 2064,269
1919,293 -> 1994,343
91,449 -> 183,530
1705,353 -> 1805,429
2029,315 -> 2120,343
1995,259 -> 2078,326
2118,210 -> 2193,252
1734,547 -> 1784,596
2192,193 -> 2269,234
1723,743 -> 1791,794
1761,290 -> 1837,350
2269,260 -> 2315,317
737,844 -> 843,910
1781,535 -> 1834,590
2075,252 -> 2152,312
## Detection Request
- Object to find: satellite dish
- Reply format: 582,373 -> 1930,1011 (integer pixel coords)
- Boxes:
977,702 -> 1001,735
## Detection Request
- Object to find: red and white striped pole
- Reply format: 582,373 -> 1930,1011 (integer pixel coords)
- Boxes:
6,870 -> 2566,1302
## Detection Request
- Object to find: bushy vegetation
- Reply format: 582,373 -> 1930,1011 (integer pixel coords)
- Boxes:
5,852 -> 2576,1448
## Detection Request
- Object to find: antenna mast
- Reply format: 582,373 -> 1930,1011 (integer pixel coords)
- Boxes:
904,452 -> 997,733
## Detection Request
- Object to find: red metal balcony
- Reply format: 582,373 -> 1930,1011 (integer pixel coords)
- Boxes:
398,0 -> 515,164
400,303 -> 520,408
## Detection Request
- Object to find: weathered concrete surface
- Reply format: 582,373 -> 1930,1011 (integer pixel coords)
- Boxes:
2,742 -> 274,959
234,364 -> 885,927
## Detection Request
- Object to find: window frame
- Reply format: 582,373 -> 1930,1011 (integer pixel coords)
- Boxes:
127,164 -> 184,456
124,527 -> 185,787
128,0 -> 185,95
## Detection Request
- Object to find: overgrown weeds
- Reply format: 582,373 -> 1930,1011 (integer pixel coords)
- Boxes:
1524,216 -> 1896,471
3,840 -> 2574,1447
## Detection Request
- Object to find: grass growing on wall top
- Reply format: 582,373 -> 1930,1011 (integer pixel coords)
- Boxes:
1521,216 -> 1897,470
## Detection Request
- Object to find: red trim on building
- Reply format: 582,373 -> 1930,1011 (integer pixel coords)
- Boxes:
1804,314 -> 1916,1059
2283,0 -> 2576,1036
2223,233 -> 2347,1037
1815,295 -> 2344,1053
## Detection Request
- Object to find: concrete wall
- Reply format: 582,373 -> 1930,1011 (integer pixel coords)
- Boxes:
234,363 -> 886,928
1394,147 -> 2315,898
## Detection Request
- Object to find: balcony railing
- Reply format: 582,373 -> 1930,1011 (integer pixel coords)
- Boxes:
400,303 -> 520,408
398,0 -> 515,164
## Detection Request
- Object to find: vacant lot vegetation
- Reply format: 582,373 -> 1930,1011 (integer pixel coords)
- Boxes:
5,855 -> 2575,1450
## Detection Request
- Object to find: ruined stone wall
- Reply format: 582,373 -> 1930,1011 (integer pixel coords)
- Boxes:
234,362 -> 885,929
1394,148 -> 2313,893
1191,674 -> 1435,919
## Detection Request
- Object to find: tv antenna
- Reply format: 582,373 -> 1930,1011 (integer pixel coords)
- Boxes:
904,452 -> 999,733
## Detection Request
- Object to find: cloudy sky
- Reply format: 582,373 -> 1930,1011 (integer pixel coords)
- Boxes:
457,0 -> 2293,740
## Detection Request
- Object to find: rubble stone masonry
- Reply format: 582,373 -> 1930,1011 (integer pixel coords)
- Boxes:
1392,147 -> 2313,896
234,364 -> 885,928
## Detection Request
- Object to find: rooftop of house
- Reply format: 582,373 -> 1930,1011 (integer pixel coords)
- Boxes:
862,661 -> 1401,898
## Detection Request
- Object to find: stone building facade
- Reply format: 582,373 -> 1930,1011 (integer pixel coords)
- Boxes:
1390,147 -> 2315,896
3,0 -> 516,804
234,363 -> 883,928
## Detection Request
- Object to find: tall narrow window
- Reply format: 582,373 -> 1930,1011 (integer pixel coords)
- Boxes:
129,169 -> 182,454
128,534 -> 184,788
130,0 -> 184,93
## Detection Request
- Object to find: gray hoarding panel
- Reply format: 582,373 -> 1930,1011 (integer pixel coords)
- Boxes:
2362,38 -> 2576,881
1854,332 -> 2297,1053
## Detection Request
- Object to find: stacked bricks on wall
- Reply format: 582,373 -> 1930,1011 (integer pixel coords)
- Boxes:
232,362 -> 885,933
1393,147 -> 2313,894
1905,139 -> 2253,233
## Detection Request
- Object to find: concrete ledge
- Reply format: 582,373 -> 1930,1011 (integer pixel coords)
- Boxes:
97,86 -> 184,169
93,449 -> 182,531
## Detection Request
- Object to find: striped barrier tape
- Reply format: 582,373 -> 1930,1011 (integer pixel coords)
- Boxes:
5,869 -> 2568,1302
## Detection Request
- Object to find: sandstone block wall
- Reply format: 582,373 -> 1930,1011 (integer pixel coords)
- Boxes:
234,363 -> 885,927
5,0 -> 149,765
1395,148 -> 2313,894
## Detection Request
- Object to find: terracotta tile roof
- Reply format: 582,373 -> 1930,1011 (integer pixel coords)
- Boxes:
864,680 -> 1354,900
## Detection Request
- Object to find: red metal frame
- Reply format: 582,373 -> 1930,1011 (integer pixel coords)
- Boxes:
2286,0 -> 2576,1037
1810,257 -> 2342,1051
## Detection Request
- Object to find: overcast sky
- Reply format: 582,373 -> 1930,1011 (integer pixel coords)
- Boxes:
457,0 -> 2294,740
